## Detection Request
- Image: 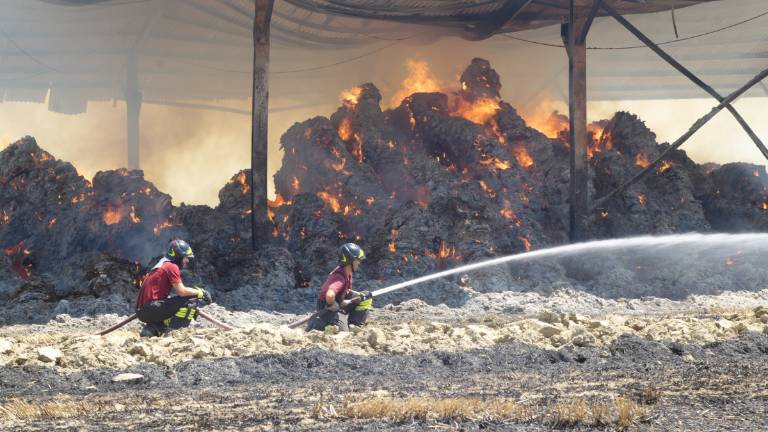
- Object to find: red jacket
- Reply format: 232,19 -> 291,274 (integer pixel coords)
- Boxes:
136,260 -> 181,309
318,266 -> 352,304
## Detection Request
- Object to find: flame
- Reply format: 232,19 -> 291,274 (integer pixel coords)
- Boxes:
754,169 -> 760,177
587,123 -> 612,158
500,199 -> 522,226
479,180 -> 496,198
635,153 -> 650,168
479,157 -> 512,171
267,194 -> 292,224
524,110 -> 569,139
291,177 -> 301,194
761,201 -> 768,210
317,191 -> 342,213
338,117 -> 353,141
71,193 -> 86,204
451,97 -> 500,125
153,220 -> 173,236
351,133 -> 364,163
103,204 -> 123,225
129,206 -> 140,224
512,145 -> 534,168
390,59 -> 443,107
365,196 -> 375,206
388,229 -> 399,252
638,194 -> 646,205
600,210 -> 609,218
341,86 -> 364,109
657,161 -> 672,174
518,236 -> 532,252
47,217 -> 56,230
1,209 -> 8,225
232,172 -> 250,195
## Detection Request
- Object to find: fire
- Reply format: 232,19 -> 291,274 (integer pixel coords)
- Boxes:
365,196 -> 375,206
428,240 -> 461,260
525,110 -> 569,139
129,206 -> 140,224
388,229 -> 399,252
725,257 -> 735,265
338,117 -> 353,141
657,161 -> 672,174
233,172 -> 250,195
638,194 -> 647,205
761,201 -> 768,210
351,133 -> 364,163
587,123 -> 613,158
390,59 -> 443,107
500,199 -> 522,226
102,204 -> 123,225
71,193 -> 86,204
153,220 -> 173,236
479,157 -> 511,171
754,169 -> 760,177
1,209 -> 8,225
635,153 -> 650,168
267,194 -> 292,224
600,210 -> 609,218
317,191 -> 342,213
341,86 -> 364,109
451,97 -> 500,125
512,145 -> 534,168
291,177 -> 301,194
47,217 -> 56,230
518,236 -> 532,252
478,180 -> 496,198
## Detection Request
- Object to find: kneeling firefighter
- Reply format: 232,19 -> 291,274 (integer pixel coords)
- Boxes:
308,242 -> 373,332
135,239 -> 213,337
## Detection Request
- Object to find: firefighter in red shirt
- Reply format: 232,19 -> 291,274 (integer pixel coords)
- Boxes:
308,243 -> 372,332
136,239 -> 212,337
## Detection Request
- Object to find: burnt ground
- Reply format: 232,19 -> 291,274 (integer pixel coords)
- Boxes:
2,330 -> 767,431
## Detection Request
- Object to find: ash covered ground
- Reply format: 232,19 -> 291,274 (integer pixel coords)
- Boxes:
1,59 -> 768,430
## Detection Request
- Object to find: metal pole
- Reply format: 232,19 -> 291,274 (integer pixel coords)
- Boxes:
567,0 -> 588,241
252,0 -> 274,249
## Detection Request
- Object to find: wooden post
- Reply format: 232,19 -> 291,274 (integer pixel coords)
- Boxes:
126,54 -> 141,170
252,0 -> 274,249
566,0 -> 589,242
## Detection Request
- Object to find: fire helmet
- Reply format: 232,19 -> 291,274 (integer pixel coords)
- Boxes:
166,239 -> 194,265
340,242 -> 365,266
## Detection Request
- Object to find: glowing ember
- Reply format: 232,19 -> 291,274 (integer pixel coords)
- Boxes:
478,180 -> 496,198
638,194 -> 647,205
500,200 -> 522,226
388,229 -> 399,252
317,191 -> 342,213
129,206 -> 140,224
754,169 -> 760,177
512,145 -> 534,168
47,217 -> 56,230
338,117 -> 353,141
153,220 -> 173,236
351,133 -> 364,163
341,86 -> 364,109
479,157 -> 511,171
390,59 -> 443,107
600,210 -> 609,218
725,257 -> 735,265
233,172 -> 250,195
761,201 -> 768,210
71,193 -> 86,204
102,204 -> 123,225
657,161 -> 672,174
518,236 -> 532,252
291,177 -> 301,194
635,153 -> 650,168
1,209 -> 8,225
365,196 -> 375,206
451,97 -> 500,125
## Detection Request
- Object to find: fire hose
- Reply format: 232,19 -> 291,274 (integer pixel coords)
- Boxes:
288,294 -> 368,329
97,308 -> 238,336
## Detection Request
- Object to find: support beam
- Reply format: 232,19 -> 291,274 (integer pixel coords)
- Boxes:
125,53 -> 141,170
564,0 -> 589,242
592,66 -> 768,211
252,0 -> 274,249
601,1 -> 768,161
464,0 -> 533,41
578,0 -> 602,44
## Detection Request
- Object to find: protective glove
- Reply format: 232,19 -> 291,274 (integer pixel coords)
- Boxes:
340,299 -> 354,309
325,301 -> 341,312
196,287 -> 213,304
359,290 -> 372,300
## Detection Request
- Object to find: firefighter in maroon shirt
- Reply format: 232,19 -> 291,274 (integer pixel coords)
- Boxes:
135,239 -> 212,337
309,243 -> 372,332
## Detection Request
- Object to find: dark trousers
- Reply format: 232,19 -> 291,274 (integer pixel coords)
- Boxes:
137,296 -> 198,330
308,299 -> 370,332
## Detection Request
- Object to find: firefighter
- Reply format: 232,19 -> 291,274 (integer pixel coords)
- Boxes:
135,239 -> 212,337
308,242 -> 373,332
